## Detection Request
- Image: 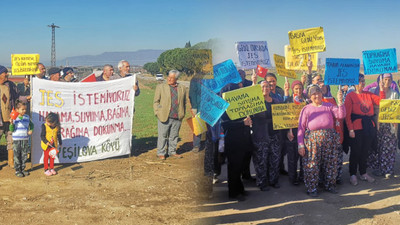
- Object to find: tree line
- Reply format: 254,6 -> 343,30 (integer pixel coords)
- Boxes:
143,39 -> 216,77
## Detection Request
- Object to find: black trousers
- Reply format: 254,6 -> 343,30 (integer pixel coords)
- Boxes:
349,130 -> 374,176
225,126 -> 252,197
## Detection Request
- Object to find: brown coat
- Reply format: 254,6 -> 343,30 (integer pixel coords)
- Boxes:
153,83 -> 189,122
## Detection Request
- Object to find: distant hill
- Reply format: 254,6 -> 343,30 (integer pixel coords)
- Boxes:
59,49 -> 165,66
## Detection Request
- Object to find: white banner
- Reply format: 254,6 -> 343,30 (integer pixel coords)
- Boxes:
235,41 -> 272,69
31,76 -> 136,164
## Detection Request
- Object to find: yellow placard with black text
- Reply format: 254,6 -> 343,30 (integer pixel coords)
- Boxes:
222,85 -> 266,120
11,54 -> 40,75
378,99 -> 400,123
288,27 -> 326,56
284,45 -> 318,70
274,54 -> 297,79
272,102 -> 305,130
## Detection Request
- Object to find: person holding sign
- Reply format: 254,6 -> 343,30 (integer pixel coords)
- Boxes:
220,79 -> 254,201
304,73 -> 325,100
110,60 -> 140,97
367,73 -> 398,177
48,67 -> 61,81
96,64 -> 114,81
256,73 -> 287,175
251,81 -> 283,191
283,80 -> 305,185
298,85 -> 345,197
344,74 -> 385,186
363,77 -> 398,94
35,63 -> 47,79
319,82 -> 345,185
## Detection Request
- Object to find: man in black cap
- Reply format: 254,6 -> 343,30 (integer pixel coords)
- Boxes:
48,67 -> 61,81
61,67 -> 76,82
0,65 -> 19,168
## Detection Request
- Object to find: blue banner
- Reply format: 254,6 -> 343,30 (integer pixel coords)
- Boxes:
202,59 -> 242,93
362,48 -> 398,75
324,58 -> 360,85
190,80 -> 229,126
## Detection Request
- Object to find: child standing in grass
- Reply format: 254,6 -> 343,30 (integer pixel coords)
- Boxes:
41,112 -> 62,176
10,100 -> 34,177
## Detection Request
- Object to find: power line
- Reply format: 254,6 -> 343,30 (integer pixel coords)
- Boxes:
48,23 -> 60,67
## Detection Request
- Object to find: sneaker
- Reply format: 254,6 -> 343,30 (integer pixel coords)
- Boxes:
360,173 -> 375,183
50,169 -> 57,175
350,175 -> 358,186
212,177 -> 219,184
22,171 -> 30,176
44,170 -> 52,176
158,155 -> 166,160
15,171 -> 24,178
192,147 -> 200,153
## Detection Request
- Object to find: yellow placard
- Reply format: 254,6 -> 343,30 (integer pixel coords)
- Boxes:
284,45 -> 318,70
187,114 -> 208,136
272,102 -> 305,130
222,85 -> 267,120
288,27 -> 326,56
11,54 -> 40,75
378,99 -> 400,123
274,54 -> 297,79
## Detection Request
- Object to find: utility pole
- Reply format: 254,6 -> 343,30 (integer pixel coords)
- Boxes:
48,23 -> 60,67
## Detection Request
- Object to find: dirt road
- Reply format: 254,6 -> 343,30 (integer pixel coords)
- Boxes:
0,123 -> 207,225
195,153 -> 400,225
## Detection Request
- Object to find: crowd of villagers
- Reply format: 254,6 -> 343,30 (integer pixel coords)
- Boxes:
200,62 -> 399,200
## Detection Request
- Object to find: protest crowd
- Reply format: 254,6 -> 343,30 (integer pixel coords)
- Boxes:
0,60 -> 140,177
1,28 -> 399,206
198,62 -> 400,201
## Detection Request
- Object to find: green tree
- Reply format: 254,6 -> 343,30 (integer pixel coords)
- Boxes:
157,47 -> 212,77
143,62 -> 160,75
184,41 -> 191,48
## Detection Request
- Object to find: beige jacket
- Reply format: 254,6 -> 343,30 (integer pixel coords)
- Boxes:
153,83 -> 189,122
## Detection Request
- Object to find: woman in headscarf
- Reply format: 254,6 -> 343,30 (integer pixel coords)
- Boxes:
319,80 -> 345,184
298,85 -> 345,197
345,74 -> 385,186
367,73 -> 398,177
283,80 -> 305,185
252,81 -> 282,191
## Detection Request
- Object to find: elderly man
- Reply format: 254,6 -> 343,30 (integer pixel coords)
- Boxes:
110,60 -> 140,96
0,66 -> 19,167
48,67 -> 61,81
96,64 -> 114,81
153,70 -> 189,160
61,67 -> 77,82
36,63 -> 47,79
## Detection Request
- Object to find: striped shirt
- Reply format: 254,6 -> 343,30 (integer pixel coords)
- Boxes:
10,115 -> 33,140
